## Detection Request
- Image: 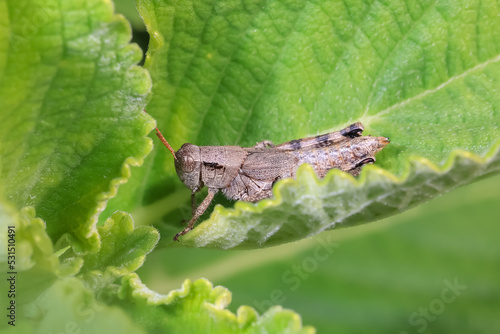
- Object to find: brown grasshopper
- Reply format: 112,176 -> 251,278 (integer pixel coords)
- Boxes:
153,122 -> 389,241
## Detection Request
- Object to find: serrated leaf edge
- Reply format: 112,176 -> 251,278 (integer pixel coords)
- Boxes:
51,8 -> 156,255
182,141 -> 500,248
79,211 -> 160,284
67,118 -> 155,255
1,204 -> 84,276
120,273 -> 314,332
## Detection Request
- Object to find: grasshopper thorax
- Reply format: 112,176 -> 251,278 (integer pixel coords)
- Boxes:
174,143 -> 202,191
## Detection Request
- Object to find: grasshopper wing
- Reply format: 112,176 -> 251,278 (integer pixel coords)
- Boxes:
222,150 -> 298,202
241,150 -> 298,181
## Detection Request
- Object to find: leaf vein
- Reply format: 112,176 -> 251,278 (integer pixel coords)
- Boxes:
364,53 -> 500,123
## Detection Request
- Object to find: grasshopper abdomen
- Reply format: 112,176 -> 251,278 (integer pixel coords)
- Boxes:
289,136 -> 389,177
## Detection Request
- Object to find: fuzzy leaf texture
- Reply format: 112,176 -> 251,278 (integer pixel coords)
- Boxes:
0,0 -> 154,254
0,200 -> 155,333
129,0 -> 500,248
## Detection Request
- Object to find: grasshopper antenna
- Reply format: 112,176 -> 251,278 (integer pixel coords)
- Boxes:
144,110 -> 177,160
155,127 -> 177,160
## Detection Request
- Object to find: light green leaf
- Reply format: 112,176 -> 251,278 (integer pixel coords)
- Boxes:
0,198 -> 310,333
0,0 -> 154,254
0,199 -> 156,333
0,199 -> 82,310
133,0 -> 500,247
117,274 -> 314,333
79,211 -> 160,281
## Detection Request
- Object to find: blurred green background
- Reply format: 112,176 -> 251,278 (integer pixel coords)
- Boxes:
115,1 -> 500,332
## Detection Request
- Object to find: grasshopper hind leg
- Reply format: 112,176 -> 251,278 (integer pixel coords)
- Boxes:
241,189 -> 273,202
348,157 -> 376,176
341,122 -> 364,138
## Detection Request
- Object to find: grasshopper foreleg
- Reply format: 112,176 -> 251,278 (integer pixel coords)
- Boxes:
179,192 -> 198,226
174,188 -> 218,241
191,192 -> 197,216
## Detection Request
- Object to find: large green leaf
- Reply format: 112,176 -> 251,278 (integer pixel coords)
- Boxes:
0,0 -> 154,253
130,0 -> 500,247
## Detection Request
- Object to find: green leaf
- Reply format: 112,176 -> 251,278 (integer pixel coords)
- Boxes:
0,200 -> 82,313
0,198 -> 309,333
133,0 -> 500,247
0,0 -> 154,254
116,274 -> 314,333
79,211 -> 160,281
0,199 -> 155,333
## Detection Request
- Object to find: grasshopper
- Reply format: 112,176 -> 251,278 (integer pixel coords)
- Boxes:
153,122 -> 389,241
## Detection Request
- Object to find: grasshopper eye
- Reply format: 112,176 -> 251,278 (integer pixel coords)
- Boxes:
182,155 -> 195,172
174,143 -> 202,191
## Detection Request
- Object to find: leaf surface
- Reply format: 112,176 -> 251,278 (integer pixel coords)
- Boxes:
0,200 -> 82,308
0,0 -> 155,253
79,211 -> 160,281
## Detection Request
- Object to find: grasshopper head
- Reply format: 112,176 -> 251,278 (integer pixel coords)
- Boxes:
174,143 -> 202,191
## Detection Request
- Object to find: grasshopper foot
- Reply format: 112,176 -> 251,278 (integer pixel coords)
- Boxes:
173,227 -> 192,241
